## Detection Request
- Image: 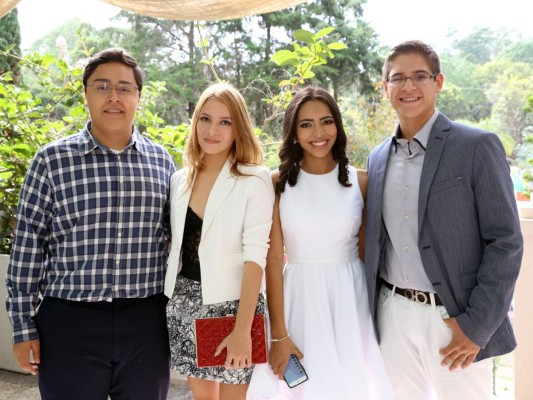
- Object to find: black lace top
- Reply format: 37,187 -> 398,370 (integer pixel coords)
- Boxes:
179,206 -> 203,282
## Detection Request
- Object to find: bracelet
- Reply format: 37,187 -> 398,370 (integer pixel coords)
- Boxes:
270,334 -> 290,343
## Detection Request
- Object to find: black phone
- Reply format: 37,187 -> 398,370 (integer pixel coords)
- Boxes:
283,354 -> 308,388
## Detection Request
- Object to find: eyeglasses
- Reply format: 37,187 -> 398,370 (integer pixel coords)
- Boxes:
386,72 -> 438,87
86,82 -> 139,95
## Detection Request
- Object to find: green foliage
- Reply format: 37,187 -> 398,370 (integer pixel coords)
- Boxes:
495,38 -> 533,64
339,94 -> 396,168
468,116 -> 517,158
522,168 -> 533,197
441,28 -> 533,166
439,52 -> 491,121
483,61 -> 533,157
275,0 -> 383,97
0,78 -> 72,253
262,27 -> 346,135
524,93 -> 533,114
270,27 -> 344,93
437,81 -> 469,121
0,47 -> 88,253
451,27 -> 511,64
522,91 -> 533,192
497,133 -> 517,158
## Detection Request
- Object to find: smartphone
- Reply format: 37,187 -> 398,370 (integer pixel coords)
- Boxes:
284,354 -> 308,388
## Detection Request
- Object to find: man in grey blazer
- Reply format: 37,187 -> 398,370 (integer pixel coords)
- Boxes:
365,40 -> 523,399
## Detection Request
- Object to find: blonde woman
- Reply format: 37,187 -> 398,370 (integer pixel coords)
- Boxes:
165,83 -> 274,400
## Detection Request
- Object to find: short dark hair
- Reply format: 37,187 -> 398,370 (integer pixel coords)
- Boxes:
83,48 -> 143,92
276,85 -> 352,194
382,40 -> 440,80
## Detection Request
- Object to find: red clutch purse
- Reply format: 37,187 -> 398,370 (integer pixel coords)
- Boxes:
194,314 -> 267,368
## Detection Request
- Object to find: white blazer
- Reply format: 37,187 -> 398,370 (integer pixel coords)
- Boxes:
164,159 -> 275,304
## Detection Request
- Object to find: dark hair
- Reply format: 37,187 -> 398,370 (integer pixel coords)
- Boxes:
276,86 -> 351,194
382,40 -> 440,80
83,48 -> 143,92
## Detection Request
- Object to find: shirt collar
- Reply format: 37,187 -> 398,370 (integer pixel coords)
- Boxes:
391,110 -> 439,153
78,122 -> 144,155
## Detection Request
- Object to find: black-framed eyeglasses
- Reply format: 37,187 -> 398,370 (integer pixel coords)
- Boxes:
86,82 -> 139,95
386,72 -> 438,87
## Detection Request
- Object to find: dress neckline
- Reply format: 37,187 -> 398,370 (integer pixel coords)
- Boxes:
300,163 -> 338,176
187,205 -> 204,222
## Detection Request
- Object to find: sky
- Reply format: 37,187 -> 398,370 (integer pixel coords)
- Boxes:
12,0 -> 533,51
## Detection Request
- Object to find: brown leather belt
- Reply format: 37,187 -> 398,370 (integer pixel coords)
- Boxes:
383,280 -> 443,306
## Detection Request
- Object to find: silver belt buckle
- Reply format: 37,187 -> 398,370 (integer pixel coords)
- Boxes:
404,289 -> 429,305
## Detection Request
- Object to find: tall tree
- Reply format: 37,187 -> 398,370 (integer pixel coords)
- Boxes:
451,27 -> 512,64
497,38 -> 533,63
0,8 -> 22,83
484,61 -> 533,158
116,12 -> 209,122
439,52 -> 491,121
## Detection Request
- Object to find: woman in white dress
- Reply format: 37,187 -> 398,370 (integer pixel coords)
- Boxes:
249,86 -> 395,399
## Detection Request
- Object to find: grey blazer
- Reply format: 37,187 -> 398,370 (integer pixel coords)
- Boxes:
365,112 -> 523,361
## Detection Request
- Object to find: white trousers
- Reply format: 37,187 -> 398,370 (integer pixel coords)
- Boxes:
377,285 -> 493,400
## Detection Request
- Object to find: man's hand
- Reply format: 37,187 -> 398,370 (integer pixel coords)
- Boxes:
439,317 -> 480,371
13,339 -> 40,375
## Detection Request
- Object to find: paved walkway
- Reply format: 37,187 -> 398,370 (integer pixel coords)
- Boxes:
0,354 -> 515,400
0,369 -> 193,400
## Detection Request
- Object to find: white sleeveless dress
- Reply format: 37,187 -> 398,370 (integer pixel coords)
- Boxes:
248,165 -> 395,400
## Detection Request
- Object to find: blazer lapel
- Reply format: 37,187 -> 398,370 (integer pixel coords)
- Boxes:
173,169 -> 193,240
371,138 -> 393,224
418,113 -> 451,231
202,159 -> 237,236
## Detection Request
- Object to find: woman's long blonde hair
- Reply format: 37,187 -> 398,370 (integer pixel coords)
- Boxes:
186,83 -> 263,186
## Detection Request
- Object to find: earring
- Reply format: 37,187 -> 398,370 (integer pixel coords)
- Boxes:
294,139 -> 299,144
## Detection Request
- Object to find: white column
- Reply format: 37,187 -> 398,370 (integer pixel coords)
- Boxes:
0,254 -> 28,373
515,218 -> 533,400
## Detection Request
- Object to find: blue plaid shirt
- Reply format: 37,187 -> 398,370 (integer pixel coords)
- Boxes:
6,123 -> 176,343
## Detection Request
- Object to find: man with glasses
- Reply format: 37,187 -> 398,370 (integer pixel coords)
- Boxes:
6,48 -> 176,399
365,40 -> 523,399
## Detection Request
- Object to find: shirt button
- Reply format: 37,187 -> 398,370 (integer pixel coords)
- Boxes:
404,186 -> 409,190
406,277 -> 411,282
115,260 -> 120,265
404,246 -> 409,251
117,232 -> 122,238
404,216 -> 409,220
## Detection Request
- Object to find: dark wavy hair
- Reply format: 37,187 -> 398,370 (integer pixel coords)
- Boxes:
275,86 -> 351,194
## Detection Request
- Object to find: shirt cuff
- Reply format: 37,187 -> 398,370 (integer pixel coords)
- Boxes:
12,322 -> 39,344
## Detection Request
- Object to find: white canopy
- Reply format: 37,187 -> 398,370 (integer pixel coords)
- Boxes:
0,0 -> 20,18
0,0 -> 308,20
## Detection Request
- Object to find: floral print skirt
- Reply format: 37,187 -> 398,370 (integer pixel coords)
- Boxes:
166,274 -> 266,384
